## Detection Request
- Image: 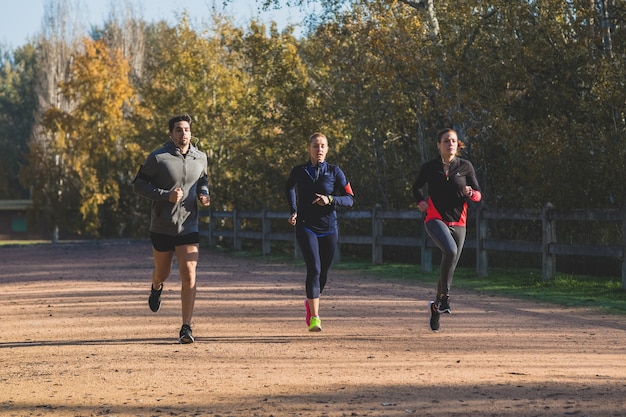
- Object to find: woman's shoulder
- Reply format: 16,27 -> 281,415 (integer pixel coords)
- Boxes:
288,163 -> 308,177
291,162 -> 308,170
422,158 -> 440,168
456,157 -> 475,168
325,162 -> 348,176
325,162 -> 339,169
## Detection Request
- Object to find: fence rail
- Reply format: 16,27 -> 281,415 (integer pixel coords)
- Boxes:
201,203 -> 626,289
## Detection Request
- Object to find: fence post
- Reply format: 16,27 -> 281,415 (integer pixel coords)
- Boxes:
542,202 -> 556,280
261,209 -> 270,255
207,207 -> 215,247
622,208 -> 626,290
420,214 -> 432,272
293,228 -> 300,260
335,214 -> 341,263
476,204 -> 488,277
372,205 -> 383,264
233,209 -> 242,251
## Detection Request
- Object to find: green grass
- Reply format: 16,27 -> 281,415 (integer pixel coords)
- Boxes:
230,250 -> 626,315
0,240 -> 50,246
5,241 -> 625,315
333,260 -> 626,315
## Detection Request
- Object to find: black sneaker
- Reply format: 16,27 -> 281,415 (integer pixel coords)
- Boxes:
437,296 -> 451,314
148,284 -> 162,312
429,301 -> 440,332
179,324 -> 195,344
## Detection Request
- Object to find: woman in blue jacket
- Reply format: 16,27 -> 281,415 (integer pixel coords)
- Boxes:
285,133 -> 354,332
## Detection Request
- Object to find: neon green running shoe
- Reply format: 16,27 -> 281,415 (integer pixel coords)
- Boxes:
308,316 -> 322,332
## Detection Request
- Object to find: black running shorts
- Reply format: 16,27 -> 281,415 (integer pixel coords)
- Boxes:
150,232 -> 200,252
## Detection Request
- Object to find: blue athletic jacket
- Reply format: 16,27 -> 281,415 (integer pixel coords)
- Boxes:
285,161 -> 354,234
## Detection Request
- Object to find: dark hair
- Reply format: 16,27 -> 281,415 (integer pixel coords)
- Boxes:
436,128 -> 465,152
436,128 -> 456,142
168,114 -> 193,133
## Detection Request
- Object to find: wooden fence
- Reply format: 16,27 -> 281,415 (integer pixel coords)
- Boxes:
200,203 -> 626,288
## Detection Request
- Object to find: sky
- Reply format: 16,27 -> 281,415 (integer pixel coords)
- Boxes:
0,0 -> 314,48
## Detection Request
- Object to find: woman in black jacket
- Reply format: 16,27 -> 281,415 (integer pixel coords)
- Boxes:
412,128 -> 482,332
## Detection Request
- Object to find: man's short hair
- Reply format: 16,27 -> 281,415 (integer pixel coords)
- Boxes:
168,114 -> 193,133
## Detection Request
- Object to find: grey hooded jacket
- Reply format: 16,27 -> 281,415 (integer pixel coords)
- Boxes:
134,141 -> 209,236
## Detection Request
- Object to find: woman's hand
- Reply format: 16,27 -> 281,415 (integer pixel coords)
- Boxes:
288,213 -> 297,226
312,193 -> 331,206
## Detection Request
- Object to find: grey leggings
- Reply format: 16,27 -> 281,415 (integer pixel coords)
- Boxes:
425,219 -> 466,300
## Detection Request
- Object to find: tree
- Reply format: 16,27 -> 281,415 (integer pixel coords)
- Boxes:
137,14 -> 319,211
300,1 -> 435,208
221,20 -> 320,209
25,38 -> 136,237
91,0 -> 146,81
0,44 -> 39,198
19,0 -> 87,240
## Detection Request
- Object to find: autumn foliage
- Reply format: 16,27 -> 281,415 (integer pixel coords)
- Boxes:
2,0 -> 625,245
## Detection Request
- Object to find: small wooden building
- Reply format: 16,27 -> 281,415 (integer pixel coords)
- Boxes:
0,200 -> 45,240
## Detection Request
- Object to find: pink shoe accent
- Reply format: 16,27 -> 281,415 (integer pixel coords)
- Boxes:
305,299 -> 311,326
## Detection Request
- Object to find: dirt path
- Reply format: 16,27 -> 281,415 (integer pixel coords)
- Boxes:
1,240 -> 625,417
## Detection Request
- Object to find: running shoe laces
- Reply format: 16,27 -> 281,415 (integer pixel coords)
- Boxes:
309,316 -> 322,332
148,284 -> 163,313
179,324 -> 195,344
429,301 -> 440,332
437,296 -> 451,314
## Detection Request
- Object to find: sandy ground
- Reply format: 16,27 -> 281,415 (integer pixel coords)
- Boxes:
0,240 -> 625,417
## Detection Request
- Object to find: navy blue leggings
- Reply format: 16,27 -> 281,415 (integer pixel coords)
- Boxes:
296,226 -> 338,299
424,219 -> 466,300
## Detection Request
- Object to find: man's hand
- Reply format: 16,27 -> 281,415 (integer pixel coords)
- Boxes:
169,187 -> 183,203
198,194 -> 211,207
